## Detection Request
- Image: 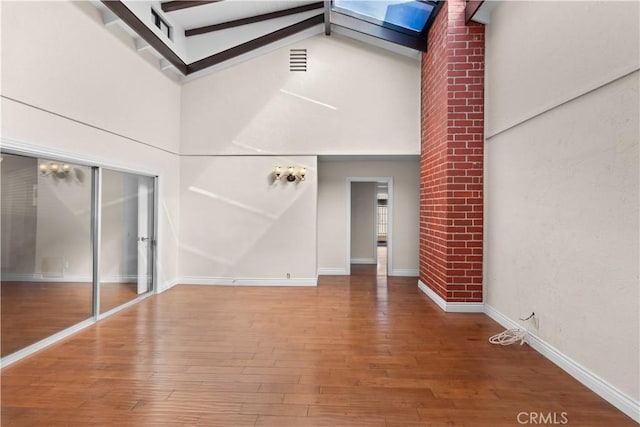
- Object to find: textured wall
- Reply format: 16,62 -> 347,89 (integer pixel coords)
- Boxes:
484,0 -> 639,404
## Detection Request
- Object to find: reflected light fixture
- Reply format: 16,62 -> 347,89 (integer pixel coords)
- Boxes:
39,162 -> 71,178
274,165 -> 282,180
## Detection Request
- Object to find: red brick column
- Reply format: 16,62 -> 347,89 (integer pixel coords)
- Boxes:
420,0 -> 484,304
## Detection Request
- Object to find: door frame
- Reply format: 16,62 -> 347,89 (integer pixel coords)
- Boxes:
98,170 -> 157,319
345,176 -> 393,275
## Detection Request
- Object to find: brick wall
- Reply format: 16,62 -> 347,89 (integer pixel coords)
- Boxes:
420,0 -> 485,303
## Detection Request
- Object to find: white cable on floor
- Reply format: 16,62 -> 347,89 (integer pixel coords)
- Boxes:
489,328 -> 527,345
489,312 -> 535,346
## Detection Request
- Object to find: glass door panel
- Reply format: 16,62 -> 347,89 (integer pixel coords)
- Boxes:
99,169 -> 154,314
1,153 -> 93,357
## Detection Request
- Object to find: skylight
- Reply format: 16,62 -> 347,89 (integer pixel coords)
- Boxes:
333,0 -> 437,35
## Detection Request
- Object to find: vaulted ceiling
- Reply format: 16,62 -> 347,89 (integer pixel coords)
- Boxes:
94,1 -> 444,80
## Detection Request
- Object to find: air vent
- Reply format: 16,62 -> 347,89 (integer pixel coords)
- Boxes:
289,49 -> 307,72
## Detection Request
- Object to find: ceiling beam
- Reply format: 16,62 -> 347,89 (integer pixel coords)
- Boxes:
102,1 -> 188,74
324,1 -> 331,35
465,0 -> 484,23
161,1 -> 221,13
188,14 -> 323,74
185,2 -> 323,37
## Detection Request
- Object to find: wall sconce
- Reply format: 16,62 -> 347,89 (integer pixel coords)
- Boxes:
39,162 -> 71,178
273,165 -> 307,182
274,165 -> 283,180
286,166 -> 296,182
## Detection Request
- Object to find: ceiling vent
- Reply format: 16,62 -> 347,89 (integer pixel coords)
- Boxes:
289,49 -> 307,72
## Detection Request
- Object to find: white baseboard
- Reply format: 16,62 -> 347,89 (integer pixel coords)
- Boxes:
416,281 -> 639,421
318,268 -> 348,275
178,276 -> 317,287
389,269 -> 419,277
484,304 -> 640,424
417,280 -> 485,313
159,277 -> 181,293
350,258 -> 376,265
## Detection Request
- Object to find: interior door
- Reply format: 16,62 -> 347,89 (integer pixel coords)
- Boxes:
137,176 -> 153,295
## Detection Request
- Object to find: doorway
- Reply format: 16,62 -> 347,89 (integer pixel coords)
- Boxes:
376,183 -> 389,276
346,177 -> 393,276
99,169 -> 155,315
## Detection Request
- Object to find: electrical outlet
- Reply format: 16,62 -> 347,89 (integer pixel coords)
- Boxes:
520,312 -> 538,331
532,315 -> 539,330
286,273 -> 291,279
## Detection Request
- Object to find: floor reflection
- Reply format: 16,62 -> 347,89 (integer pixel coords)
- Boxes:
0,281 -> 137,357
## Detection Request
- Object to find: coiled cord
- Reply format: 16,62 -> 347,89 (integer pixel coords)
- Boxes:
489,328 -> 527,345
489,312 -> 536,346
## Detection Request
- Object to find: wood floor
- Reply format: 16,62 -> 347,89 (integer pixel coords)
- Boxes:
1,282 -> 138,357
1,269 -> 635,426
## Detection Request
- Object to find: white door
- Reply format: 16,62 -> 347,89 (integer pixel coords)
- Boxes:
137,178 -> 151,294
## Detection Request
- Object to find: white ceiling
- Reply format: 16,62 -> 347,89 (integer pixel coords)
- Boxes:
168,0 -> 314,29
92,0 -> 430,80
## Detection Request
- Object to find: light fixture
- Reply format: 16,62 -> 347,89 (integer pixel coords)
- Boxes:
286,166 -> 296,182
39,161 -> 71,178
273,165 -> 308,183
274,165 -> 283,180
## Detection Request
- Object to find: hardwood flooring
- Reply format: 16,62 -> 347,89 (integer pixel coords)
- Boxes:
1,269 -> 635,426
1,281 -> 138,356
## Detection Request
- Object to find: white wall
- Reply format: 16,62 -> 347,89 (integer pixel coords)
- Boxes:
318,159 -> 420,276
485,0 -> 639,405
350,182 -> 376,263
0,1 -> 182,290
177,30 -> 422,283
1,1 -> 181,154
181,34 -> 420,156
485,1 -> 640,138
179,156 -> 317,284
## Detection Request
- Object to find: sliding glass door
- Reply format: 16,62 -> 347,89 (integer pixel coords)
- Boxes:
0,151 -> 156,359
1,153 -> 93,357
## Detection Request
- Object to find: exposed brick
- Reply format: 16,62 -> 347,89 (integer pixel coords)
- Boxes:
420,0 -> 484,304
